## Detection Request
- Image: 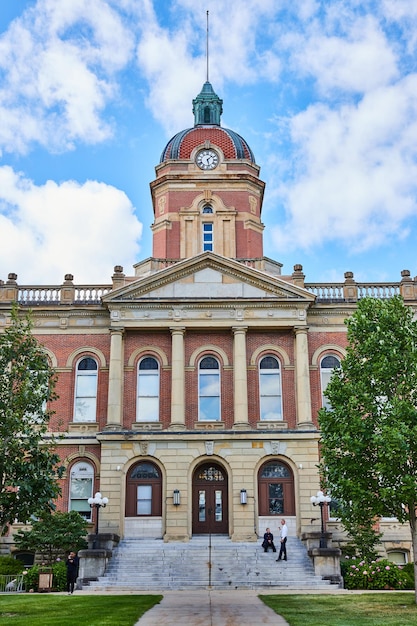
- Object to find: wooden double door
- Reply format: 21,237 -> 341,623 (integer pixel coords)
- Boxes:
192,463 -> 228,534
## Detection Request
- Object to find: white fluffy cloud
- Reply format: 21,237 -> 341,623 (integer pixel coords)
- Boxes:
270,73 -> 417,253
290,16 -> 398,93
0,0 -> 134,155
0,166 -> 142,284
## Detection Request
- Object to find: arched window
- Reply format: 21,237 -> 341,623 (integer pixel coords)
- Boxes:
203,222 -> 214,251
126,461 -> 162,517
387,551 -> 408,565
259,356 -> 282,421
69,461 -> 94,521
137,357 -> 160,422
74,357 -> 98,422
202,205 -> 213,214
199,356 -> 220,421
320,355 -> 341,409
258,461 -> 295,516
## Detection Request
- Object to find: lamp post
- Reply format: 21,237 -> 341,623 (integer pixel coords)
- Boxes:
88,492 -> 108,549
310,490 -> 331,548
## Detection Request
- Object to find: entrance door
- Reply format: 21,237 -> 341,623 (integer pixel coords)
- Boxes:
192,463 -> 228,534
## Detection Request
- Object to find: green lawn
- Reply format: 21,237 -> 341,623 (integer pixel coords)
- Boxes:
0,594 -> 162,626
260,593 -> 417,626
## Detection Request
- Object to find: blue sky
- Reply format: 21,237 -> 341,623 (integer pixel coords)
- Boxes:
1,0 -> 417,285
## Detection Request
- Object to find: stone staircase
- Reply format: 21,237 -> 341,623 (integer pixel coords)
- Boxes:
86,536 -> 336,591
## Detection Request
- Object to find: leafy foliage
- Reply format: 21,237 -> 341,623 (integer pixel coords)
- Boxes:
318,296 -> 417,593
14,511 -> 88,565
24,559 -> 67,592
0,555 -> 25,575
0,305 -> 63,534
341,557 -> 409,590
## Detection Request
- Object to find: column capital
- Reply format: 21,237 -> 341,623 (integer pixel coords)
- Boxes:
169,326 -> 186,335
294,325 -> 309,332
231,326 -> 248,334
109,327 -> 125,335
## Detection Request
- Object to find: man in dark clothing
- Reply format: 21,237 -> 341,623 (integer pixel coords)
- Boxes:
262,528 -> 276,553
65,551 -> 79,594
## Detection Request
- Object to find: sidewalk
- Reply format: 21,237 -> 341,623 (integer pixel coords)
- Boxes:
134,589 -> 290,626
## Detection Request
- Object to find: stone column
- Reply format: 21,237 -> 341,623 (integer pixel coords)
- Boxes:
106,328 -> 124,429
169,327 -> 186,429
294,327 -> 314,428
232,326 -> 249,429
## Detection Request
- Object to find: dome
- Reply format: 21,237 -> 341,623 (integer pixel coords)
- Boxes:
160,82 -> 255,164
160,126 -> 255,163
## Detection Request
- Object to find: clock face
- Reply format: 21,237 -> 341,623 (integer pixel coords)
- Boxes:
196,149 -> 219,170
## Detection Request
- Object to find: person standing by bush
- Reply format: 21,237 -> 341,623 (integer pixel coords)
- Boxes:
65,551 -> 79,595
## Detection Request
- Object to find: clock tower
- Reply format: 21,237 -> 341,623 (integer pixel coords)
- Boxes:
150,81 -> 265,264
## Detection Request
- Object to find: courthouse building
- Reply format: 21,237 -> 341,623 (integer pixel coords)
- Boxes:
1,81 -> 416,561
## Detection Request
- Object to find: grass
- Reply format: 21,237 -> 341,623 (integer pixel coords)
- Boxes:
0,594 -> 162,626
260,593 -> 417,626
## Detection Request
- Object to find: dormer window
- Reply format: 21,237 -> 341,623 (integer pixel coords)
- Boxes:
202,205 -> 213,214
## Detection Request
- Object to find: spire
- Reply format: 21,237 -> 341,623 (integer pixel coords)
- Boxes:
206,10 -> 209,83
192,82 -> 223,126
192,11 -> 223,126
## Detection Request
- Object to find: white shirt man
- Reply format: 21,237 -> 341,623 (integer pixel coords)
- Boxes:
276,519 -> 288,561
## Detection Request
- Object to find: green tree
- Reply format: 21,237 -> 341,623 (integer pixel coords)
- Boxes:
0,305 -> 63,534
319,296 -> 417,601
14,511 -> 88,564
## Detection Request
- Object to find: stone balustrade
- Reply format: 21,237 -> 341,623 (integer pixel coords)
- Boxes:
1,266 -> 416,305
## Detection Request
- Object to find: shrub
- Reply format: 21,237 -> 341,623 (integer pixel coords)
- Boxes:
24,559 -> 67,592
0,556 -> 24,575
341,557 -> 409,590
400,562 -> 415,590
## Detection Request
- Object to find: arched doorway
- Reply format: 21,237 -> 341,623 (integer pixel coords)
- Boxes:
125,461 -> 162,517
192,462 -> 228,534
258,460 -> 295,516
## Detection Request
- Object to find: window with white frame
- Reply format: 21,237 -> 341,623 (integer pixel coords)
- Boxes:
137,357 -> 160,422
259,356 -> 282,420
69,461 -> 94,520
320,355 -> 341,409
74,357 -> 98,422
203,222 -> 214,251
199,356 -> 220,421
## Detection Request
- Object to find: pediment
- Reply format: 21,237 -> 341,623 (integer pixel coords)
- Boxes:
103,253 -> 315,303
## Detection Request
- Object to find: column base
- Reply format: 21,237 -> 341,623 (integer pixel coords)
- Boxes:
167,423 -> 186,431
233,422 -> 251,430
297,421 -> 316,430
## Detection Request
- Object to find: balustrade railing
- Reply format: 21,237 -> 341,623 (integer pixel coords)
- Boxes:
16,285 -> 112,305
305,284 -> 344,300
357,283 -> 400,299
305,282 -> 402,301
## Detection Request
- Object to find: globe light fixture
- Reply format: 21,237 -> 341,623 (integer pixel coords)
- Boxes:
310,490 -> 331,548
88,492 -> 109,549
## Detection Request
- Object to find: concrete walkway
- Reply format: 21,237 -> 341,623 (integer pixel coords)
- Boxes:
134,589 -> 289,626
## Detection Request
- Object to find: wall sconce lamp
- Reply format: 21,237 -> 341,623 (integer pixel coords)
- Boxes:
240,489 -> 247,505
173,489 -> 181,506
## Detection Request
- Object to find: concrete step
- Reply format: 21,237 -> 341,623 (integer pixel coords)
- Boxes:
87,536 -> 332,591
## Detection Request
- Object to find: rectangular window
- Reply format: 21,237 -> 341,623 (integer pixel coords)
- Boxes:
268,483 -> 284,515
137,485 -> 152,515
260,371 -> 282,420
70,477 -> 92,521
199,490 -> 206,522
203,223 -> 213,251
